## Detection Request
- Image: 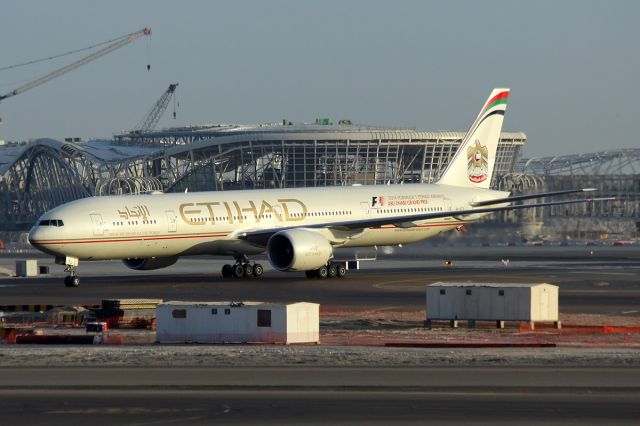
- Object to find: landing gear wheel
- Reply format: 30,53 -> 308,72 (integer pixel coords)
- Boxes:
222,264 -> 233,278
317,266 -> 329,279
253,263 -> 264,277
328,263 -> 338,278
232,264 -> 245,278
243,263 -> 254,277
305,270 -> 316,279
64,275 -> 80,287
336,263 -> 347,278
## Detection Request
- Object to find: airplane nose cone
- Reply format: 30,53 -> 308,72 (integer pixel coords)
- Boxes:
28,225 -> 41,247
28,222 -> 60,256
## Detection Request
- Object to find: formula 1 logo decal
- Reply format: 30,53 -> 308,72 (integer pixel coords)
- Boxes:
467,140 -> 489,183
371,196 -> 385,207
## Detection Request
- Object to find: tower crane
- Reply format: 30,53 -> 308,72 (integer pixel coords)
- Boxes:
0,27 -> 151,102
134,83 -> 178,133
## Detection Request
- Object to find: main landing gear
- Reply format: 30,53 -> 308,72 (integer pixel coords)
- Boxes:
221,255 -> 264,279
305,261 -> 347,279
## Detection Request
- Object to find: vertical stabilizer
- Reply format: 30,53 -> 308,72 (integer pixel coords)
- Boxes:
437,88 -> 509,188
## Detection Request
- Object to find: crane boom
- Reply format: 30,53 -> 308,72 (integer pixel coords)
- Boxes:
0,28 -> 151,102
135,83 -> 178,132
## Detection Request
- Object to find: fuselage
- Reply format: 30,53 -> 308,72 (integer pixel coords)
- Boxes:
28,183 -> 507,261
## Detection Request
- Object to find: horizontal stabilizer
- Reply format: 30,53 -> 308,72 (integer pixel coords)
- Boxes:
470,188 -> 598,207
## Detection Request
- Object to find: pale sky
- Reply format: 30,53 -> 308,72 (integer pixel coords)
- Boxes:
1,0 -> 638,157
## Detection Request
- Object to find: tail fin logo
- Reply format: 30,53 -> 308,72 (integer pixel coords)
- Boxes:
467,140 -> 489,183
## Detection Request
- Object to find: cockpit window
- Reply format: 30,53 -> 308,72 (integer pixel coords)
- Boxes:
39,219 -> 64,227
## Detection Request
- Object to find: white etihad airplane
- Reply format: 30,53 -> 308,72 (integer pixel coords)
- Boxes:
29,89 -> 608,287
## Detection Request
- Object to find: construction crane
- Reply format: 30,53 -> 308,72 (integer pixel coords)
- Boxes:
134,83 -> 179,133
0,27 -> 151,102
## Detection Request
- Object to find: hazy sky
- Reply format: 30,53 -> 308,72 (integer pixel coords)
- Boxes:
1,0 -> 638,157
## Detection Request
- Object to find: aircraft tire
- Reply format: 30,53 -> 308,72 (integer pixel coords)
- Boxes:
68,276 -> 80,288
336,264 -> 347,278
304,270 -> 316,279
232,264 -> 245,278
328,263 -> 338,278
253,263 -> 264,277
221,264 -> 233,278
243,263 -> 254,277
317,266 -> 329,279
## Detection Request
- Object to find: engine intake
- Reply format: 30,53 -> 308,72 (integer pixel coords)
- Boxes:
267,229 -> 333,271
122,256 -> 179,271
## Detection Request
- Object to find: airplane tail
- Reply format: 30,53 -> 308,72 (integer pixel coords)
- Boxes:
437,88 -> 509,189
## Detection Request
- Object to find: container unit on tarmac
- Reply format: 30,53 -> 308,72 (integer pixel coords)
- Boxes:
425,282 -> 560,329
15,259 -> 38,277
156,301 -> 319,344
94,299 -> 162,329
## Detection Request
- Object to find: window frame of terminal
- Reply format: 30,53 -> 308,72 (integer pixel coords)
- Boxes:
38,219 -> 64,227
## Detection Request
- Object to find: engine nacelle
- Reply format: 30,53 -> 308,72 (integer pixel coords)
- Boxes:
267,229 -> 333,271
122,256 -> 179,271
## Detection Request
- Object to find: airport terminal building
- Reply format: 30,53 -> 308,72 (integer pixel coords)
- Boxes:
0,123 -> 525,230
1,122 -> 637,240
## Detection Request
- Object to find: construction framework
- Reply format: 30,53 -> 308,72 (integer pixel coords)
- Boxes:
495,149 -> 640,239
0,125 -> 525,230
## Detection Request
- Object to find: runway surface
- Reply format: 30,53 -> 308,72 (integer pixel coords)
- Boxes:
2,366 -> 639,425
2,246 -> 640,315
3,247 -> 640,424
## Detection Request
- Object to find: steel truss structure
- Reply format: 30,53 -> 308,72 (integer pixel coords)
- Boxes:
0,139 -> 161,230
0,126 -> 525,230
496,149 -> 640,237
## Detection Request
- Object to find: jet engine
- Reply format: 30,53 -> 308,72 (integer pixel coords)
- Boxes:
267,229 -> 333,271
122,256 -> 179,270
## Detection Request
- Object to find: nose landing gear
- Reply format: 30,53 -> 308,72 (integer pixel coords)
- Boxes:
64,273 -> 80,288
57,256 -> 80,288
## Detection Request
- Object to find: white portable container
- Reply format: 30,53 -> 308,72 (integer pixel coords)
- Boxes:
15,259 -> 38,277
156,301 -> 319,344
426,282 -> 559,322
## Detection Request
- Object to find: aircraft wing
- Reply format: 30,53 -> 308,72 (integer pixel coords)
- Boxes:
237,194 -> 614,247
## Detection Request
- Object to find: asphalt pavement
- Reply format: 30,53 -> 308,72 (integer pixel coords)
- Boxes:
2,366 -> 639,425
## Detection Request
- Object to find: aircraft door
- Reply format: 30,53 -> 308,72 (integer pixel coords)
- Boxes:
90,214 -> 104,236
540,287 -> 549,319
360,202 -> 370,217
443,197 -> 453,212
166,210 -> 177,232
272,206 -> 283,225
